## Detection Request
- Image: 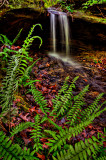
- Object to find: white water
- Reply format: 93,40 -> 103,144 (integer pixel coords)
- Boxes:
59,13 -> 70,56
49,9 -> 70,56
48,9 -> 80,67
50,13 -> 56,52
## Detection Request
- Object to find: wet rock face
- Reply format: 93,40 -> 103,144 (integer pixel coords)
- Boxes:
0,8 -> 50,51
0,8 -> 106,55
70,18 -> 106,55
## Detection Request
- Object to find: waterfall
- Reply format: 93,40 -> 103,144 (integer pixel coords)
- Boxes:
50,12 -> 56,52
59,13 -> 70,56
49,9 -> 70,56
48,9 -> 80,67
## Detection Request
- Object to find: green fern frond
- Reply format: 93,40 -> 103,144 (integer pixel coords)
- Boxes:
20,58 -> 41,83
67,85 -> 89,126
0,131 -> 37,160
81,93 -> 105,121
30,114 -> 43,152
45,107 -> 105,153
0,24 -> 42,112
0,52 -> 9,58
22,24 -> 42,51
0,34 -> 12,46
12,28 -> 23,45
28,83 -> 49,115
46,117 -> 63,131
0,55 -> 20,110
52,136 -> 102,160
26,24 -> 42,41
10,122 -> 33,137
96,156 -> 106,160
51,76 -> 79,117
0,28 -> 22,46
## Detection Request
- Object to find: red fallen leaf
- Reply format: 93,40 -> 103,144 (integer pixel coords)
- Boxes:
82,130 -> 87,138
47,13 -> 50,16
42,70 -> 47,74
88,124 -> 94,129
46,62 -> 50,67
15,98 -> 21,102
102,58 -> 106,64
29,107 -> 36,112
49,84 -> 57,89
35,109 -> 43,114
11,45 -> 21,50
90,130 -> 96,135
23,137 -> 32,145
42,87 -> 48,92
10,122 -> 16,128
38,109 -> 43,114
36,153 -> 45,160
36,81 -> 42,89
40,138 -> 47,142
48,100 -> 53,107
83,79 -> 88,82
42,143 -> 49,149
103,141 -> 106,147
19,113 -> 30,121
52,90 -> 56,93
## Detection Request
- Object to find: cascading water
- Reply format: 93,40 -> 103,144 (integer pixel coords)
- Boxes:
59,13 -> 70,56
50,12 -> 56,52
48,9 -> 80,67
49,9 -> 70,57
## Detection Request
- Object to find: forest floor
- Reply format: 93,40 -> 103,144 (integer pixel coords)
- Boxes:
1,44 -> 106,159
0,6 -> 106,159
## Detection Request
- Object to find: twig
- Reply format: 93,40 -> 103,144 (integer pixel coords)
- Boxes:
96,5 -> 105,18
0,120 -> 7,132
0,0 -> 9,8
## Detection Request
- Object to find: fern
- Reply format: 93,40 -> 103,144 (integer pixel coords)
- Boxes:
10,122 -> 33,137
96,156 -> 106,160
81,93 -> 105,121
82,0 -> 106,9
52,136 -> 103,160
0,28 -> 23,46
12,28 -> 23,45
50,76 -> 79,117
0,24 -> 42,112
0,34 -> 12,46
22,24 -> 42,51
0,55 -> 20,110
19,58 -> 41,84
67,85 -> 89,126
27,82 -> 49,115
0,131 -> 38,160
45,107 -> 106,153
30,114 -> 43,152
10,114 -> 44,152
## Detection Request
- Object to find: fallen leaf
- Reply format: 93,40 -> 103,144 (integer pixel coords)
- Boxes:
46,62 -> 50,67
90,130 -> 96,135
37,153 -> 45,160
83,79 -> 88,82
42,143 -> 49,149
23,137 -> 32,145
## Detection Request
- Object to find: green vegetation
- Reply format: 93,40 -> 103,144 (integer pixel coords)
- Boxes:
82,0 -> 106,9
0,25 -> 106,159
0,0 -> 105,10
